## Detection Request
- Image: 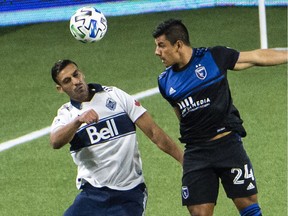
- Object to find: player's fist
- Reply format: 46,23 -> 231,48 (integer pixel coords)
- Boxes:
78,109 -> 99,124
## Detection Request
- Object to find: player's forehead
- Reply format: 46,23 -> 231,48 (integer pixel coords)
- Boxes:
57,63 -> 79,79
155,35 -> 171,46
61,63 -> 78,74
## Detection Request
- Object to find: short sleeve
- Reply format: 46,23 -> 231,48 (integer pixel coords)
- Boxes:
50,104 -> 72,133
210,46 -> 240,71
112,87 -> 147,123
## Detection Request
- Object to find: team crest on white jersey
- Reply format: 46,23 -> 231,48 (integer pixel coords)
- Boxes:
182,186 -> 189,199
195,64 -> 207,80
106,98 -> 117,110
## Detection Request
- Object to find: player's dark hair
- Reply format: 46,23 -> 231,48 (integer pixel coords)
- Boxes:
51,59 -> 78,84
152,19 -> 190,46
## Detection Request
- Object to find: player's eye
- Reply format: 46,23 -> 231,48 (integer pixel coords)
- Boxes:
73,71 -> 80,77
62,78 -> 71,84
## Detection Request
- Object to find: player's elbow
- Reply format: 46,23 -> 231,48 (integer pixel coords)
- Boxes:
50,141 -> 61,149
49,135 -> 63,149
152,135 -> 171,153
149,129 -> 169,151
149,130 -> 164,149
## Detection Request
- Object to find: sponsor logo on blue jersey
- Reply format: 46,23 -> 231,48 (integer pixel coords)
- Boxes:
177,96 -> 211,117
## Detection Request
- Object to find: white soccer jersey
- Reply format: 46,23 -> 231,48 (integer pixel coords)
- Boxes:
51,84 -> 147,190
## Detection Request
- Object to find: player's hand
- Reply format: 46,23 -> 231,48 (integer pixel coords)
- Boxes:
77,109 -> 99,124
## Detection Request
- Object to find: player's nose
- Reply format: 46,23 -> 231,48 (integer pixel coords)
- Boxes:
72,77 -> 81,85
155,47 -> 161,56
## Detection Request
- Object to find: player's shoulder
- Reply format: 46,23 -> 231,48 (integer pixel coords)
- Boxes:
158,66 -> 172,80
102,85 -> 127,98
58,102 -> 73,113
193,47 -> 209,57
209,46 -> 239,61
102,85 -> 126,95
209,46 -> 238,54
102,85 -> 114,92
194,46 -> 229,55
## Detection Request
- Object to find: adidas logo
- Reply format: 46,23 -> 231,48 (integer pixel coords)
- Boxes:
169,87 -> 176,95
247,182 -> 255,190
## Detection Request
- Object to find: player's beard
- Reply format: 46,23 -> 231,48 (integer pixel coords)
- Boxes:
73,84 -> 90,102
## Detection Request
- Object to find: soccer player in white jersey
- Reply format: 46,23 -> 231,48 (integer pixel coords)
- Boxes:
50,59 -> 183,216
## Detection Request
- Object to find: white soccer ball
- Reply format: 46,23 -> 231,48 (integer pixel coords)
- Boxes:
69,6 -> 108,43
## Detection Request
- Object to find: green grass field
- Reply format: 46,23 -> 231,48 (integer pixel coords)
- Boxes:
0,6 -> 287,216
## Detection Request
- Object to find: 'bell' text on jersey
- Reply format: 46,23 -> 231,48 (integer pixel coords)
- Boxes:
70,113 -> 135,151
158,46 -> 246,143
51,84 -> 147,191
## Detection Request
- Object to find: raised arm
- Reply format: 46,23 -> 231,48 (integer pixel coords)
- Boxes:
50,109 -> 99,149
233,49 -> 288,70
135,111 -> 183,165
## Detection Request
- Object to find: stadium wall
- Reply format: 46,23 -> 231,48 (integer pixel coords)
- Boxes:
0,0 -> 287,27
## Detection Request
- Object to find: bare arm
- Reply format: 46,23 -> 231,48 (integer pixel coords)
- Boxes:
135,112 -> 183,165
233,49 -> 288,70
50,109 -> 99,149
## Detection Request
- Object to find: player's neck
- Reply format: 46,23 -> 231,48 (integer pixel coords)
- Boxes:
176,47 -> 193,69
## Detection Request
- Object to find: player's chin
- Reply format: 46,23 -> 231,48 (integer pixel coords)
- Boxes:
72,91 -> 88,102
163,62 -> 172,68
161,60 -> 167,66
161,59 -> 171,67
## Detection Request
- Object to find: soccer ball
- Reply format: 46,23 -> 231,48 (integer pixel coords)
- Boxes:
69,6 -> 107,43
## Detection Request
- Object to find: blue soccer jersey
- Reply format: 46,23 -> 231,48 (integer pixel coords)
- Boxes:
158,46 -> 246,143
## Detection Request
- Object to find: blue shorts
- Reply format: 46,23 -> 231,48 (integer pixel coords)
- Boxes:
182,132 -> 258,206
64,183 -> 147,216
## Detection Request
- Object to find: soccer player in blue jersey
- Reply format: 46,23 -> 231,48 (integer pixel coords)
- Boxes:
152,19 -> 287,216
50,59 -> 183,216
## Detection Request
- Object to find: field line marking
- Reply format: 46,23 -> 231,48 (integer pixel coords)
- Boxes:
0,127 -> 51,152
0,87 -> 159,152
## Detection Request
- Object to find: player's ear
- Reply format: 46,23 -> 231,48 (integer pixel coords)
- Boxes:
177,40 -> 181,48
56,84 -> 64,93
176,40 -> 183,50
